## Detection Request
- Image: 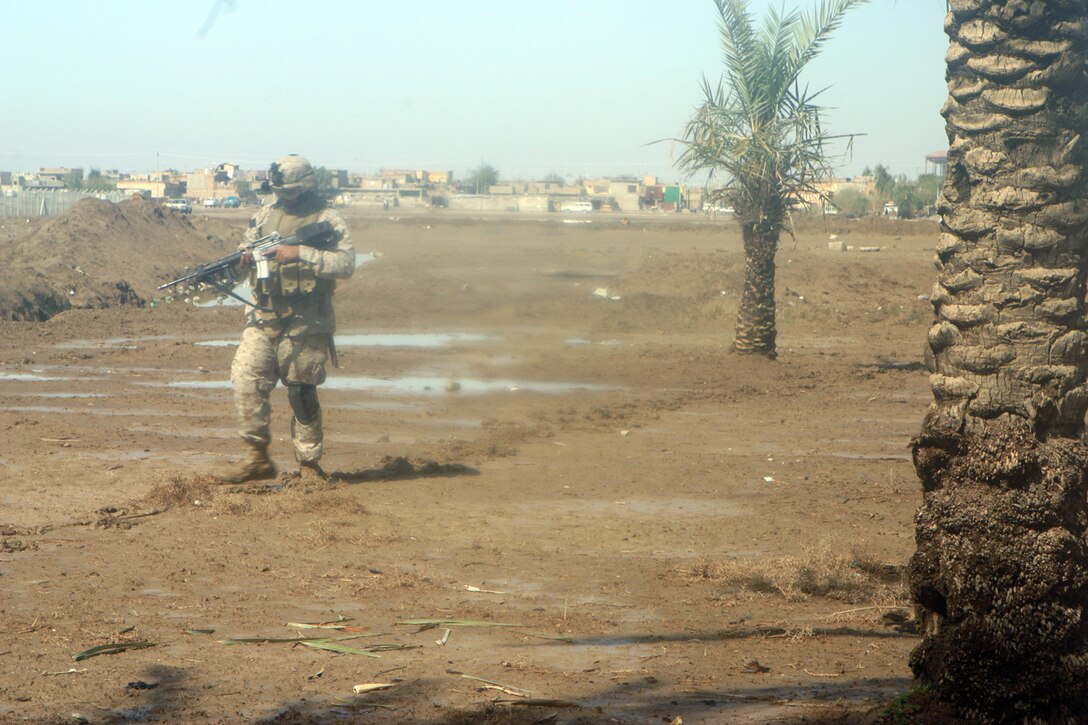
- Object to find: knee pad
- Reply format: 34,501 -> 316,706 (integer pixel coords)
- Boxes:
287,383 -> 320,424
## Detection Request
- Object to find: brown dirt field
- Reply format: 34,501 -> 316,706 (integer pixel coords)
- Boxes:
0,202 -> 938,723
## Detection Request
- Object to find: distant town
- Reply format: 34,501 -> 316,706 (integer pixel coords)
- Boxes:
1,152 -> 947,218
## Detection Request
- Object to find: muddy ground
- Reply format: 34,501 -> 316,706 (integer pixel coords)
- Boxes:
0,203 -> 938,724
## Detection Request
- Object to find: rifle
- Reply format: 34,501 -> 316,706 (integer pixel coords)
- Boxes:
158,220 -> 337,308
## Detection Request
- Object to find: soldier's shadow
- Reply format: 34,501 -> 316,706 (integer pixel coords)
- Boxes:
332,456 -> 478,484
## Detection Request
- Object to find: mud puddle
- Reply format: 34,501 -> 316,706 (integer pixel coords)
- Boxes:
196,331 -> 492,349
164,375 -> 614,395
54,335 -> 176,350
4,391 -> 107,398
2,405 -> 211,418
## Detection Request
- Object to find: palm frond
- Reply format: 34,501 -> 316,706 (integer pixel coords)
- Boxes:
676,0 -> 866,223
789,0 -> 869,80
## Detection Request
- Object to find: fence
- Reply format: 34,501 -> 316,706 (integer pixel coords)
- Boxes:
0,189 -> 130,217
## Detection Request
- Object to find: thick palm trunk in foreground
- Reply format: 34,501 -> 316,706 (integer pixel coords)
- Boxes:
911,0 -> 1088,719
734,223 -> 778,357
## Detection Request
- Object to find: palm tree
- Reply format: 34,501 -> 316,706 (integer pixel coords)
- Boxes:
910,0 -> 1088,718
677,0 -> 866,358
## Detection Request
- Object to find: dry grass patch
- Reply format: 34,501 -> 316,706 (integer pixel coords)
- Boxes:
141,475 -> 215,509
688,545 -> 907,604
290,517 -> 376,547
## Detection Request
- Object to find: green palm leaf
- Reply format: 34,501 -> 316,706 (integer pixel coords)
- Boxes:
680,0 -> 867,219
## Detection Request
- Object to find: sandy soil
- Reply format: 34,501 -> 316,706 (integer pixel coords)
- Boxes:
0,203 -> 938,724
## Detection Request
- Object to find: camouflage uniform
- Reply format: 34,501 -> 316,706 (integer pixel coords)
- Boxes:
227,156 -> 354,476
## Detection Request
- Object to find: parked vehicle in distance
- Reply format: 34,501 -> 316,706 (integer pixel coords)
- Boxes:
203,198 -> 221,208
562,201 -> 593,213
165,198 -> 192,213
221,196 -> 242,208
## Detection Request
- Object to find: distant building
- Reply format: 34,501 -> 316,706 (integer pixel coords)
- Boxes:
609,179 -> 642,212
117,179 -> 182,199
216,163 -> 240,182
39,167 -> 81,186
428,170 -> 453,185
926,150 -> 948,177
382,169 -> 425,185
185,169 -> 218,199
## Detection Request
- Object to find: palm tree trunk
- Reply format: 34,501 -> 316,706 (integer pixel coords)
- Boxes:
734,222 -> 778,357
910,0 -> 1088,718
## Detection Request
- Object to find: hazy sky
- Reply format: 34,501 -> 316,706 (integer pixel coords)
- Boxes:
2,0 -> 949,182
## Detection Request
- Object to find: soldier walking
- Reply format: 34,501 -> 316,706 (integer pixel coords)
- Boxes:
218,154 -> 355,483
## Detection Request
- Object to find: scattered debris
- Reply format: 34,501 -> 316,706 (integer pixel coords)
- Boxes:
740,659 -> 771,674
72,641 -> 156,661
397,618 -> 524,631
125,681 -> 159,691
286,617 -> 362,632
300,640 -> 383,657
41,668 -> 87,677
592,287 -> 621,301
493,698 -> 581,709
219,635 -> 357,644
352,683 -> 396,695
222,630 -> 415,658
464,585 -> 506,594
436,629 -> 451,646
461,674 -> 530,698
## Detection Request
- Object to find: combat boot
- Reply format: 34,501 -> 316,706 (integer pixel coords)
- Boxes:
298,460 -> 327,483
216,444 -> 277,483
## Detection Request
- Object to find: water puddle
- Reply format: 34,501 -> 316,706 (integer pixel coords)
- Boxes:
1,365 -> 166,383
5,392 -> 108,399
0,371 -> 55,382
2,405 -> 215,418
55,336 -> 175,350
830,452 -> 911,461
196,331 -> 492,349
139,587 -> 176,598
511,496 -> 741,520
335,399 -> 418,412
337,332 -> 490,348
543,271 -> 617,280
164,375 -> 614,395
76,449 -> 223,465
126,425 -> 237,441
565,338 -> 624,347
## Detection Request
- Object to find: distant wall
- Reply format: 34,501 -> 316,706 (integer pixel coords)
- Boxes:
447,194 -> 550,212
0,189 -> 129,217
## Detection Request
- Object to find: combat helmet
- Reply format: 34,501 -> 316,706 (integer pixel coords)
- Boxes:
269,154 -> 315,192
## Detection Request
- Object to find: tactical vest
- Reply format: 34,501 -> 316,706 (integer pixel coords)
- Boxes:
250,196 -> 334,330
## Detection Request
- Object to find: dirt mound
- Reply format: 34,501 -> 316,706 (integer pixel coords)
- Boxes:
0,198 -> 234,321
